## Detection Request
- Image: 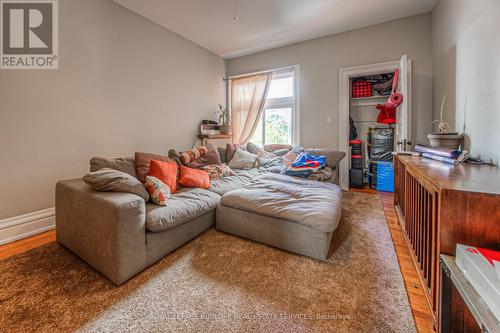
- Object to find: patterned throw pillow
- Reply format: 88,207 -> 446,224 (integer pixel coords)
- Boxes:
145,176 -> 171,206
201,163 -> 236,180
218,163 -> 236,177
178,146 -> 209,165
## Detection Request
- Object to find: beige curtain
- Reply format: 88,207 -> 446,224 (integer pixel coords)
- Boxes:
231,73 -> 271,144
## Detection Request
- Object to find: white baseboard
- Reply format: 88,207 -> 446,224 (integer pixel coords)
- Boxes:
0,208 -> 55,245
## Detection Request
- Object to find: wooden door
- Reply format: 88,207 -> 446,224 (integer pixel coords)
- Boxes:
395,54 -> 412,151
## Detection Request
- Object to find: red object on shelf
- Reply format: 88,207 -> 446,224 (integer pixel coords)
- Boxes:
349,140 -> 362,145
352,80 -> 371,98
376,68 -> 403,124
376,104 -> 397,124
351,155 -> 362,159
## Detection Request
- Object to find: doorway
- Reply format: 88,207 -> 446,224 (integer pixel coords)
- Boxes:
338,56 -> 412,191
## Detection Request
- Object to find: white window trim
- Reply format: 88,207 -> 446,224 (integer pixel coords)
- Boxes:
293,65 -> 300,146
255,68 -> 300,146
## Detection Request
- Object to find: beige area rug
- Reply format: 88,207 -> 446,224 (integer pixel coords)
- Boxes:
0,192 -> 415,332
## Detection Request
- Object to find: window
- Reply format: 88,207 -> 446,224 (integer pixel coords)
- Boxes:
250,71 -> 296,146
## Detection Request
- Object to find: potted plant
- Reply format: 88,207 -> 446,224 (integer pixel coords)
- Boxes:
428,95 -> 462,149
216,104 -> 231,135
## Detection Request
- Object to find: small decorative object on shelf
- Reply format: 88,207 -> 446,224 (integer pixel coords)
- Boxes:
428,95 -> 462,149
216,104 -> 231,135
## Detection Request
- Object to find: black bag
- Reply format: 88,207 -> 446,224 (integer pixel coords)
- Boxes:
349,116 -> 357,141
369,128 -> 394,161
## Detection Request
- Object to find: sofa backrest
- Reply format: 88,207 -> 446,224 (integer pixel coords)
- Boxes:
89,156 -> 138,179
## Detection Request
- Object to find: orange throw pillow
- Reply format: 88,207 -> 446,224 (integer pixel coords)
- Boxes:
148,159 -> 178,193
179,165 -> 210,189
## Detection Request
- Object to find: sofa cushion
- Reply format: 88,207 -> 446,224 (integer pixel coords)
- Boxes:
178,146 -> 208,165
264,144 -> 293,152
145,188 -> 220,232
90,156 -> 138,178
220,173 -> 342,233
135,152 -> 175,183
148,159 -> 178,193
246,142 -> 260,155
225,143 -> 243,163
170,145 -> 222,169
188,146 -> 222,168
179,165 -> 210,189
82,168 -> 150,201
227,148 -> 258,170
217,147 -> 227,164
200,163 -> 235,181
207,168 -> 259,196
282,150 -> 299,169
145,176 -> 171,205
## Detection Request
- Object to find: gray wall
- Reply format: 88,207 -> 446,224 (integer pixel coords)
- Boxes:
0,0 -> 226,219
432,0 -> 500,164
227,14 -> 433,150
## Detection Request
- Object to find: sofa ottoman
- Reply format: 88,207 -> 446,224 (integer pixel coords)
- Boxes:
216,173 -> 342,260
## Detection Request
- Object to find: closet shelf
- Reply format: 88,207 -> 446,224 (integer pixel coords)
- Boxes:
350,95 -> 389,107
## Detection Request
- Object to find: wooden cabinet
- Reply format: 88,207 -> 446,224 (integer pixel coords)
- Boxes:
393,155 -> 500,329
197,134 -> 232,147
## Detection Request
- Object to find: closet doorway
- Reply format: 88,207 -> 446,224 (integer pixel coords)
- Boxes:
338,55 -> 412,191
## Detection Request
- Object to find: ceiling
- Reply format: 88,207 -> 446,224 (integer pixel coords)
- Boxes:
114,0 -> 437,59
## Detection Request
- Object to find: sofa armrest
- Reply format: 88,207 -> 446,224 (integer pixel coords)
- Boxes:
56,178 -> 146,285
304,148 -> 346,169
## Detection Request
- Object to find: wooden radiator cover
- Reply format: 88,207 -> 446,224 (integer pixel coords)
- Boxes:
393,155 -> 500,330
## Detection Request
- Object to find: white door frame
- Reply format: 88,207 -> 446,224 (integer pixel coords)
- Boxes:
338,60 -> 402,191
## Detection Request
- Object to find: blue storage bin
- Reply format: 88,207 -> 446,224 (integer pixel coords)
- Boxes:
375,161 -> 394,192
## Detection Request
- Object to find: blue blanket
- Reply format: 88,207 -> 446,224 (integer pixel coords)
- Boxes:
283,153 -> 326,178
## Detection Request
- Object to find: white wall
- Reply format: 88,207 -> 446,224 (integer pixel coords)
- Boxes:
0,0 -> 226,220
227,14 -> 433,150
432,0 -> 500,164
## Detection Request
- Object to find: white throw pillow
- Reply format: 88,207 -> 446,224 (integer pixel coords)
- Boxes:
228,147 -> 258,170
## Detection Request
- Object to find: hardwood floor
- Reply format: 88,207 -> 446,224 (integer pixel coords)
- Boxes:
0,190 -> 435,332
0,230 -> 55,260
379,191 -> 436,333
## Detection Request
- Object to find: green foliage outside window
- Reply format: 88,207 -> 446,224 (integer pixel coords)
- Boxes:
265,113 -> 290,144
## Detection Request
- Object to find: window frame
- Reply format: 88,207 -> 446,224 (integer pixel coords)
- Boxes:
255,70 -> 298,146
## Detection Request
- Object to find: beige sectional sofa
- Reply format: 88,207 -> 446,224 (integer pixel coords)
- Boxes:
56,147 -> 345,285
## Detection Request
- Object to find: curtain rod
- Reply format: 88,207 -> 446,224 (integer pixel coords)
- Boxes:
223,66 -> 295,81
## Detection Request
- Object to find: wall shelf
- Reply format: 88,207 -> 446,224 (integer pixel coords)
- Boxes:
197,134 -> 231,139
